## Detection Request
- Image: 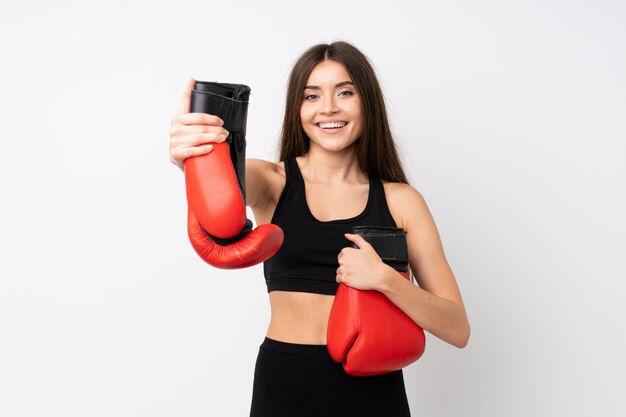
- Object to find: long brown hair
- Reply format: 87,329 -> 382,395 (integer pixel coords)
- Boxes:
278,41 -> 408,184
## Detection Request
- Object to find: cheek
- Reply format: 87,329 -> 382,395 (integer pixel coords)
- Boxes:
352,116 -> 364,137
301,107 -> 318,133
349,104 -> 364,127
300,103 -> 314,121
357,112 -> 366,135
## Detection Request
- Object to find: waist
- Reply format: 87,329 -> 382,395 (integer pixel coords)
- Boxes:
267,291 -> 335,344
259,337 -> 328,354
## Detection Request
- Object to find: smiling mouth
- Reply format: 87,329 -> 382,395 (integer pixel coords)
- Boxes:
317,121 -> 347,129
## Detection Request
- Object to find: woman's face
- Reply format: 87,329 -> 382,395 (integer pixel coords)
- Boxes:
300,60 -> 364,154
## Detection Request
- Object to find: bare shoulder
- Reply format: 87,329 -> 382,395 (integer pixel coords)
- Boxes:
246,158 -> 281,174
383,181 -> 450,292
382,182 -> 432,231
247,158 -> 285,185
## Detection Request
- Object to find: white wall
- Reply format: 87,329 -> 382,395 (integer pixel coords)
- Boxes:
1,0 -> 624,416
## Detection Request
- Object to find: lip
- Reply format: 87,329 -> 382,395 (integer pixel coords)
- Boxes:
316,120 -> 348,126
315,120 -> 348,131
315,127 -> 347,137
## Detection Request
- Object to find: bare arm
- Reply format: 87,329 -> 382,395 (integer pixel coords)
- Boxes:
245,158 -> 275,209
383,184 -> 470,348
337,184 -> 470,348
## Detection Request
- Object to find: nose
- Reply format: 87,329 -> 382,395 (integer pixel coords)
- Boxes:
320,95 -> 338,115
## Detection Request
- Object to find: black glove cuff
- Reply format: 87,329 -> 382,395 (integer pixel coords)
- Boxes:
351,226 -> 409,272
189,80 -> 250,201
201,219 -> 253,246
190,81 -> 251,133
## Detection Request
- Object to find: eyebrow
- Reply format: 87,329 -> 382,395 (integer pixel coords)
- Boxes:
304,81 -> 355,90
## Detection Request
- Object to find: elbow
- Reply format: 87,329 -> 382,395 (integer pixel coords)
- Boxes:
453,322 -> 471,349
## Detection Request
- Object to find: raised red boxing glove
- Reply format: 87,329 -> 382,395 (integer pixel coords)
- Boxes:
327,226 -> 426,376
185,81 -> 283,269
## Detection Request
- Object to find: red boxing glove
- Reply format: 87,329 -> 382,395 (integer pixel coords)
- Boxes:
327,226 -> 425,376
185,82 -> 283,269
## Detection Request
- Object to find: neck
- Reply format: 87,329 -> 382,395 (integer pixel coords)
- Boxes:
297,147 -> 365,184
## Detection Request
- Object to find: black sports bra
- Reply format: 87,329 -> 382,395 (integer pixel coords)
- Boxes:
263,158 -> 397,295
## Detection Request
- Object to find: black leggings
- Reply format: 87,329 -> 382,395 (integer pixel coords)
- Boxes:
249,338 -> 411,417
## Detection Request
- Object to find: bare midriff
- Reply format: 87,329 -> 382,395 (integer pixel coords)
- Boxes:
266,291 -> 335,345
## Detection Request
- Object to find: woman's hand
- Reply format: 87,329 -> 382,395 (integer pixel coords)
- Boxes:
336,233 -> 397,291
169,78 -> 230,171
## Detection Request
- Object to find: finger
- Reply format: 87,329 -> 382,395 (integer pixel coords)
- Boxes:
174,112 -> 224,126
171,134 -> 228,152
170,125 -> 229,140
337,247 -> 354,263
178,78 -> 196,114
344,233 -> 371,250
171,144 -> 214,165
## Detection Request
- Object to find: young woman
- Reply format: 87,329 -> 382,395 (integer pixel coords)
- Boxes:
170,41 -> 470,417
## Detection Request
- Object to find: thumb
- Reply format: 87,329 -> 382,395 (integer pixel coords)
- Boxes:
177,78 -> 195,114
344,233 -> 372,250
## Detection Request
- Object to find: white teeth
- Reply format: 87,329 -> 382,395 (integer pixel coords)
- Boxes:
318,122 -> 346,129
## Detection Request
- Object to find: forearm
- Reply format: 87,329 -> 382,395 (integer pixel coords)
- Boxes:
379,270 -> 470,348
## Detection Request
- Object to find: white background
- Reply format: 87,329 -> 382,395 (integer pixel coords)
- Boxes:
1,0 -> 625,416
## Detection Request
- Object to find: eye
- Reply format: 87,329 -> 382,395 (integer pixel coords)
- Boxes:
303,93 -> 319,101
338,90 -> 354,97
